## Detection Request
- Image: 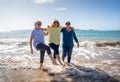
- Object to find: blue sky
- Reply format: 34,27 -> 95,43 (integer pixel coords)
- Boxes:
0,0 -> 120,31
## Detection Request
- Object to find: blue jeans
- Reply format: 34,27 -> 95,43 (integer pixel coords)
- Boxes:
62,46 -> 73,63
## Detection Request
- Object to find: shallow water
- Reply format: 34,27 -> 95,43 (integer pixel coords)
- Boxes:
0,29 -> 120,81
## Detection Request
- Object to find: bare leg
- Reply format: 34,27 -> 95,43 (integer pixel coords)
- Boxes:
53,58 -> 58,65
48,54 -> 58,65
40,63 -> 43,69
56,55 -> 63,65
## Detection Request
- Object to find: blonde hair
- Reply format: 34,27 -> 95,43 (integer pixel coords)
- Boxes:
51,20 -> 60,27
34,20 -> 42,26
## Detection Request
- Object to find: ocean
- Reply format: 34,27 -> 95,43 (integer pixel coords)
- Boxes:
0,29 -> 120,40
0,29 -> 120,82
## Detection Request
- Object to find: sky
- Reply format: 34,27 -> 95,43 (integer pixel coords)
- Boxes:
0,0 -> 120,31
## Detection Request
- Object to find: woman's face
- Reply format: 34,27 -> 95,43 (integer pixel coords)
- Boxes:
53,21 -> 59,27
35,23 -> 41,29
66,23 -> 70,28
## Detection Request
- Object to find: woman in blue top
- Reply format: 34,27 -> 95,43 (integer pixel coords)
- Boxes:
30,20 -> 56,69
61,21 -> 79,64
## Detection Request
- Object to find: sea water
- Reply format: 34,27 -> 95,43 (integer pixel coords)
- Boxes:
76,29 -> 120,41
0,29 -> 120,81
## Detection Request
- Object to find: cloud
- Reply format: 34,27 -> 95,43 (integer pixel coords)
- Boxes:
34,0 -> 56,4
55,8 -> 67,11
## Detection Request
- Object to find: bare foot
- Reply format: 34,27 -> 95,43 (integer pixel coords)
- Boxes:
66,63 -> 72,68
52,61 -> 58,65
59,62 -> 63,65
39,66 -> 43,70
62,63 -> 66,67
62,62 -> 67,67
39,64 -> 43,70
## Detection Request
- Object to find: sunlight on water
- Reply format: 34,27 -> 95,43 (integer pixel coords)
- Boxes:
0,30 -> 120,82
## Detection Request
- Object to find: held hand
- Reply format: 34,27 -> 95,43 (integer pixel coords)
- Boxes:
44,31 -> 48,36
31,48 -> 34,54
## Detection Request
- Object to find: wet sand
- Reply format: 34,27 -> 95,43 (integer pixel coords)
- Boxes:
0,62 -> 119,82
0,69 -> 52,82
0,68 -> 73,82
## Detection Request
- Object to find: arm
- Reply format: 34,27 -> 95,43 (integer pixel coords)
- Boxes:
60,27 -> 65,32
73,32 -> 79,47
60,26 -> 65,29
43,25 -> 51,31
44,27 -> 50,35
42,27 -> 49,35
41,28 -> 47,31
44,31 -> 48,36
30,35 -> 34,54
70,27 -> 75,31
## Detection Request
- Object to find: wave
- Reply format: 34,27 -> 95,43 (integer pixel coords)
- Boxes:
0,39 -> 120,68
96,41 -> 120,47
0,39 -> 29,46
79,40 -> 120,47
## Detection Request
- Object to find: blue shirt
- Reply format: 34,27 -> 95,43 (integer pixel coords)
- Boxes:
31,29 -> 44,48
61,28 -> 78,47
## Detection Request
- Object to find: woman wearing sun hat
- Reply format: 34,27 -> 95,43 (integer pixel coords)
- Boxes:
30,20 -> 57,69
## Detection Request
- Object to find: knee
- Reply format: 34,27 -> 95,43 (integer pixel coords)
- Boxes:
62,53 -> 66,58
46,46 -> 50,50
46,46 -> 51,54
68,54 -> 72,58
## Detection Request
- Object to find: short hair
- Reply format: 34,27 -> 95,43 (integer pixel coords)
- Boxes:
65,21 -> 71,25
34,20 -> 42,26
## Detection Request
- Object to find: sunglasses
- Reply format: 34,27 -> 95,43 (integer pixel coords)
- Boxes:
54,22 -> 59,23
66,23 -> 70,25
38,24 -> 41,25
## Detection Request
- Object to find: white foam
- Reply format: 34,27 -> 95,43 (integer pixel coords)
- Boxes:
106,46 -> 120,51
101,60 -> 117,65
117,52 -> 120,55
0,39 -> 120,69
74,47 -> 100,59
75,52 -> 90,59
91,52 -> 99,58
50,65 -> 64,73
79,41 -> 96,48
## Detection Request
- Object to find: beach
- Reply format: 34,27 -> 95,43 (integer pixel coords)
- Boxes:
0,30 -> 120,82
